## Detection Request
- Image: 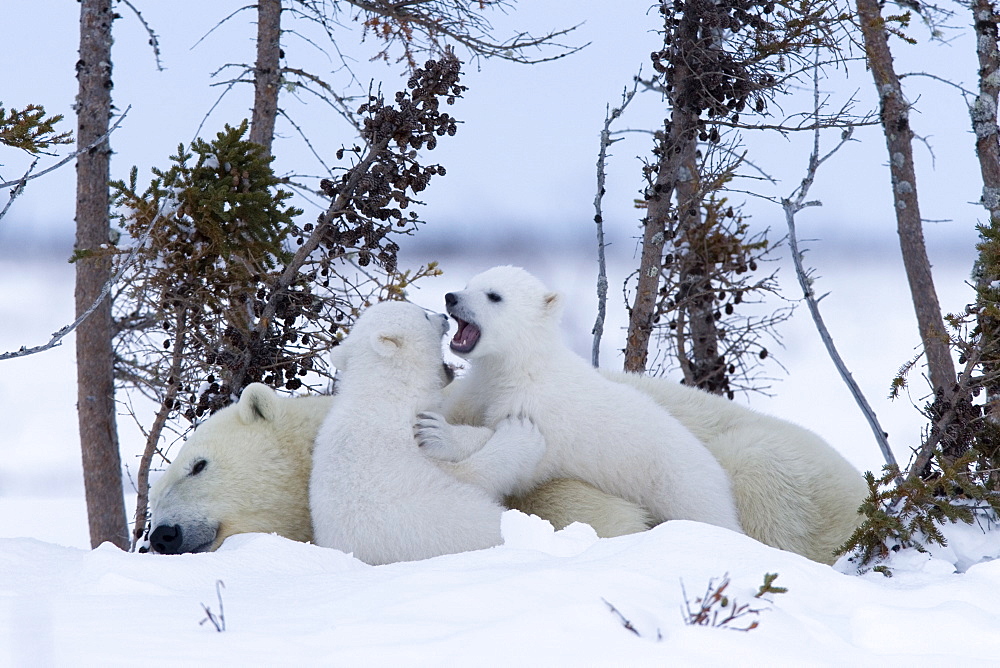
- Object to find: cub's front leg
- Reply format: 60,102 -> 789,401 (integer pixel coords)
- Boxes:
432,415 -> 546,499
414,411 -> 493,462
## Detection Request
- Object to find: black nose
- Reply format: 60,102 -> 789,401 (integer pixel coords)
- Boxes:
444,293 -> 457,307
150,524 -> 184,554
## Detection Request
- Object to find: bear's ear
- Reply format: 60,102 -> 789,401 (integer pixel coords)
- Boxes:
238,383 -> 278,423
371,330 -> 403,357
543,291 -> 563,318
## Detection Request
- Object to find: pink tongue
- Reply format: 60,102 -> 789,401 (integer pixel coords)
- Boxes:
451,320 -> 480,352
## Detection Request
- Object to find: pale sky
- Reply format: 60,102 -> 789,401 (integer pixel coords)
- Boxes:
0,0 -> 986,255
0,0 -> 992,474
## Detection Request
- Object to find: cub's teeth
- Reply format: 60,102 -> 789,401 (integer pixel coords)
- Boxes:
449,319 -> 480,353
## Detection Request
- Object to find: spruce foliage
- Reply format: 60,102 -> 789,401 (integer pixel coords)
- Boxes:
0,103 -> 72,153
838,451 -> 1000,573
111,120 -> 312,419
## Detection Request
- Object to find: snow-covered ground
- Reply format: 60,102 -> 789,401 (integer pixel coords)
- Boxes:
3,248 -> 999,664
3,513 -> 999,665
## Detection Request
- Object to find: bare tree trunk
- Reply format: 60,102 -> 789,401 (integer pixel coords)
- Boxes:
76,0 -> 128,549
250,0 -> 282,155
970,0 -> 1000,421
855,0 -> 957,401
972,0 -> 1000,225
624,5 -> 702,373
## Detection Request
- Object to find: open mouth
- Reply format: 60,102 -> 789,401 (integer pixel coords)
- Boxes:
450,316 -> 481,354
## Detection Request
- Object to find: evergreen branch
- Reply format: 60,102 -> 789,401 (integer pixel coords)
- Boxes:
0,105 -> 131,190
0,104 -> 72,153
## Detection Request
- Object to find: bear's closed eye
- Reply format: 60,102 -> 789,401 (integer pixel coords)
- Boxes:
487,292 -> 502,303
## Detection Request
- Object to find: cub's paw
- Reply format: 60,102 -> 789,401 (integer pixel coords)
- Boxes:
414,412 -> 464,462
494,414 -> 546,463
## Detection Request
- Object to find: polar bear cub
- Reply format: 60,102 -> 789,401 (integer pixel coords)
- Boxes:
310,300 -> 545,565
419,266 -> 743,533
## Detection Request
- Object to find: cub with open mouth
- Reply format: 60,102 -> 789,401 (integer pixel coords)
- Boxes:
417,265 -> 744,534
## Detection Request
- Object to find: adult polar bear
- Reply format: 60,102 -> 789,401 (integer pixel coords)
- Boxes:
309,301 -> 546,564
147,384 -> 651,555
149,269 -> 866,562
422,265 -> 867,564
420,265 -> 745,534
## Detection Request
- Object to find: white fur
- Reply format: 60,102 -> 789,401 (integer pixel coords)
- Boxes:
147,384 -> 329,553
147,354 -> 862,561
148,385 -> 648,554
604,372 -> 867,563
431,265 -> 743,533
309,300 -> 546,565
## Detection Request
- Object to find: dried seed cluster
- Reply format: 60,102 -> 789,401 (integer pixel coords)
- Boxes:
310,52 -> 465,273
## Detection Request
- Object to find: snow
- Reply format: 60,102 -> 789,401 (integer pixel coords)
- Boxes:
2,256 -> 999,664
3,1 -> 998,659
2,513 -> 998,665
2,254 -> 997,665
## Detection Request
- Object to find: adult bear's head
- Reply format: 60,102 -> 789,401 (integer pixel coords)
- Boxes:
146,384 -> 330,554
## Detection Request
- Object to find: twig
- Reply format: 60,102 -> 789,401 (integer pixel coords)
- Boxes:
130,313 -> 188,550
190,5 -> 254,51
0,158 -> 37,224
601,598 -> 641,637
591,83 -> 637,367
118,0 -> 164,71
277,108 -> 334,175
899,71 -> 975,99
0,105 -> 131,190
199,580 -> 226,632
193,75 -> 245,143
0,195 -> 157,361
782,56 -> 897,470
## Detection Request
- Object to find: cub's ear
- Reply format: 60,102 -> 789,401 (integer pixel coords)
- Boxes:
372,330 -> 403,357
238,383 -> 278,423
543,291 -> 563,318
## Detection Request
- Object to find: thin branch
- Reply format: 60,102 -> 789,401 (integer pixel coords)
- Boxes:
281,66 -> 361,131
0,105 -> 131,190
130,312 -> 188,550
0,158 -> 37,224
190,5 -> 255,51
117,0 -> 164,71
192,77 -> 244,143
899,71 -> 975,99
276,109 -> 333,174
782,58 -> 897,469
0,197 -> 156,361
591,82 -> 637,368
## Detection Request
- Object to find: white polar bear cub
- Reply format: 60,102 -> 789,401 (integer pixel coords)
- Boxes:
310,300 -> 546,565
421,266 -> 743,533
